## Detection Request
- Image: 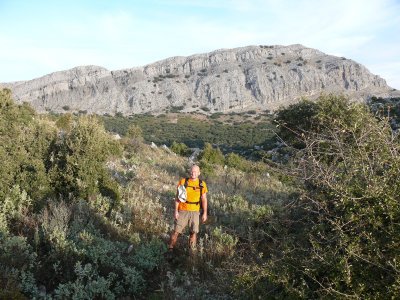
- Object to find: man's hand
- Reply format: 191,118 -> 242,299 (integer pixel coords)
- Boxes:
201,213 -> 208,223
174,210 -> 179,220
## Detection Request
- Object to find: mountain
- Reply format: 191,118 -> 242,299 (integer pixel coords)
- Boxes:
1,44 -> 397,115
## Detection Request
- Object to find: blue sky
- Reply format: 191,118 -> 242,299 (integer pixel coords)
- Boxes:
1,0 -> 400,88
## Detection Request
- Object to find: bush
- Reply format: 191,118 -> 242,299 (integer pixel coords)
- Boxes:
198,143 -> 225,177
48,115 -> 122,202
126,124 -> 143,141
170,141 -> 191,156
199,143 -> 224,165
274,97 -> 320,148
170,106 -> 184,113
206,226 -> 238,261
255,95 -> 400,298
0,235 -> 39,298
54,262 -> 118,299
0,89 -> 55,203
225,153 -> 248,171
133,239 -> 166,271
0,185 -> 32,233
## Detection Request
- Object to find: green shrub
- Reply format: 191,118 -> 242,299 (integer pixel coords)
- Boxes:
170,105 -> 184,113
199,143 -> 224,165
225,153 -> 248,171
256,95 -> 400,298
198,143 -> 225,177
0,90 -> 55,203
0,235 -> 39,298
0,185 -> 32,233
208,226 -> 238,259
126,124 -> 143,141
200,106 -> 210,112
274,98 -> 319,148
48,115 -> 122,201
170,141 -> 190,156
133,239 -> 166,271
54,262 -> 118,299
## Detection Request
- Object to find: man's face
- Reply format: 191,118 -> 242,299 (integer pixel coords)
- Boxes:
190,166 -> 200,179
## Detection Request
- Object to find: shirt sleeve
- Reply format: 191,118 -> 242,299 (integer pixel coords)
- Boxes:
202,181 -> 208,194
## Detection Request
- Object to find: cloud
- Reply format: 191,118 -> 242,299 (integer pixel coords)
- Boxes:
1,0 -> 399,87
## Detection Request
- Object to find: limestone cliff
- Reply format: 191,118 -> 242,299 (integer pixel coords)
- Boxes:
2,44 -> 396,115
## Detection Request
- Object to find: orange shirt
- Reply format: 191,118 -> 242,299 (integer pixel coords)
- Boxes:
177,178 -> 208,212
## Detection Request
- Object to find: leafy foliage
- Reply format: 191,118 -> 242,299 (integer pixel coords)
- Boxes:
0,89 -> 55,203
48,115 -> 122,201
2,89 -> 400,298
198,143 -> 225,177
170,141 -> 191,156
274,98 -> 318,147
246,95 -> 400,298
100,113 -> 274,154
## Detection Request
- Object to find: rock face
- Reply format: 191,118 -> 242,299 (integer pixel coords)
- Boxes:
1,44 -> 396,115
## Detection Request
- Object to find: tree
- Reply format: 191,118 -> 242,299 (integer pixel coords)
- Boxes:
198,143 -> 225,177
170,141 -> 190,156
225,152 -> 248,171
49,115 -> 122,203
256,95 -> 400,298
55,113 -> 74,132
274,98 -> 318,148
198,143 -> 224,165
126,124 -> 143,141
0,89 -> 55,203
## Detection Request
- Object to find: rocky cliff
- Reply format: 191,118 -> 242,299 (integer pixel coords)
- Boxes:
1,44 -> 396,115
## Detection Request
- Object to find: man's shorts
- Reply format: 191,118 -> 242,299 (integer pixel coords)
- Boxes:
174,210 -> 200,234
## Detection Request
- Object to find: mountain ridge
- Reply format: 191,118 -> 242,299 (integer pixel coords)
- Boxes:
2,44 -> 397,115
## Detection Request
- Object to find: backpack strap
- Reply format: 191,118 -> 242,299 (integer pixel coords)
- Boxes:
184,178 -> 203,205
199,179 -> 203,201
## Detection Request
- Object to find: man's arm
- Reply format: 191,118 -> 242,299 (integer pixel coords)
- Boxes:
201,192 -> 207,223
174,189 -> 180,220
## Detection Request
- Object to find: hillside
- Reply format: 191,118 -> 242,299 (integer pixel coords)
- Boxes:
2,88 -> 400,298
2,44 -> 397,115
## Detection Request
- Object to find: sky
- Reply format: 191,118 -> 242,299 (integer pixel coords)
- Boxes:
1,0 -> 400,89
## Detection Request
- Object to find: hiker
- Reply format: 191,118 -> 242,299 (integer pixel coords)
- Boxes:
167,164 -> 208,253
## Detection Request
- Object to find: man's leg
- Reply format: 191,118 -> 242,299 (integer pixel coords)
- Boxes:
189,232 -> 197,250
168,231 -> 179,250
168,211 -> 189,250
189,212 -> 200,252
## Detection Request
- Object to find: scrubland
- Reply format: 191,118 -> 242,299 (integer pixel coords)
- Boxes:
1,88 -> 400,299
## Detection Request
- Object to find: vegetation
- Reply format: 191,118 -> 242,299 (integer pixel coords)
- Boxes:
369,96 -> 400,129
100,113 -> 275,155
249,94 -> 400,298
170,141 -> 191,156
2,88 -> 400,298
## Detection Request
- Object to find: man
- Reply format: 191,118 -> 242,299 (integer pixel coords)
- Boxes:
168,164 -> 208,252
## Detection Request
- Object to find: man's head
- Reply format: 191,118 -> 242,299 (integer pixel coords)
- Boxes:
190,165 -> 200,180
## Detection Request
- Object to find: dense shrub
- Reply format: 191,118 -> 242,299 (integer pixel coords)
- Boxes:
125,124 -> 142,139
274,98 -> 318,148
48,115 -> 122,202
170,141 -> 191,156
225,152 -> 248,171
0,89 -> 55,203
198,143 -> 224,165
198,143 -> 225,177
245,95 -> 400,298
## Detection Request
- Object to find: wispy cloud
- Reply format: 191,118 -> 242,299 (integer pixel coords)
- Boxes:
1,0 -> 399,88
